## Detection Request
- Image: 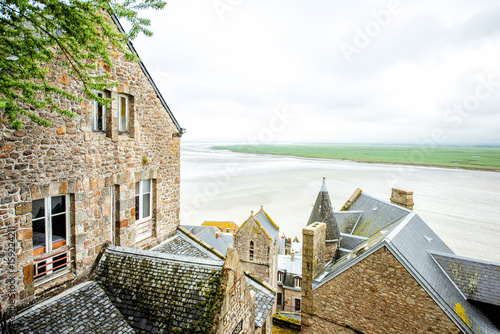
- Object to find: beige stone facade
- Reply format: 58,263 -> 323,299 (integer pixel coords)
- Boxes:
234,213 -> 278,290
0,33 -> 183,314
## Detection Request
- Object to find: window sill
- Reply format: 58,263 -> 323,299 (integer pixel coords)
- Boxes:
34,269 -> 75,289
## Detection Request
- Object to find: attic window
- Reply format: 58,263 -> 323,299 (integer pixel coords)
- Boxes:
294,277 -> 301,289
249,241 -> 254,261
277,271 -> 283,282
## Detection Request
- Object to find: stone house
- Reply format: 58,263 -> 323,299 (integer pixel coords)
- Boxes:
234,207 -> 279,290
301,181 -> 500,334
277,253 -> 302,313
0,15 -> 185,315
9,226 -> 276,333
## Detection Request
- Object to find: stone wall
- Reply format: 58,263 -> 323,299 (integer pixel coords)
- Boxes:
0,33 -> 182,314
278,286 -> 302,313
302,246 -> 461,334
217,248 -> 255,334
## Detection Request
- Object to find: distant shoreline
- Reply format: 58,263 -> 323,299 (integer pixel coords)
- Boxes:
212,144 -> 500,172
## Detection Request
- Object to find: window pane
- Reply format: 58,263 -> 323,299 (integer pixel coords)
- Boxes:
51,213 -> 66,242
135,195 -> 140,221
32,199 -> 46,249
142,193 -> 150,218
142,180 -> 151,193
53,253 -> 68,272
91,100 -> 98,130
119,96 -> 127,131
32,199 -> 45,219
51,196 -> 66,215
135,182 -> 140,195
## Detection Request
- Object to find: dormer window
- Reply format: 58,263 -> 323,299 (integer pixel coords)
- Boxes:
118,94 -> 129,132
249,241 -> 254,261
294,276 -> 301,288
277,271 -> 283,282
91,91 -> 106,131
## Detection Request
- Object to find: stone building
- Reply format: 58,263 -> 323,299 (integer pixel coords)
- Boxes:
0,15 -> 185,315
301,183 -> 500,334
9,226 -> 276,333
277,253 -> 302,313
234,207 -> 279,290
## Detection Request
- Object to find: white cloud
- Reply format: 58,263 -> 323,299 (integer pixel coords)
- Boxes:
133,0 -> 500,144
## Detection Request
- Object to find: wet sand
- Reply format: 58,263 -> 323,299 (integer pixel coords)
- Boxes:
180,143 -> 500,263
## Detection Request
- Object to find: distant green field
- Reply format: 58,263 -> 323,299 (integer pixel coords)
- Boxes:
213,144 -> 500,171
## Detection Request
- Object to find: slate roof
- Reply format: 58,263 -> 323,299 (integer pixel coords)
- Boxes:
151,228 -> 222,261
314,212 -> 500,334
10,281 -> 135,334
278,237 -> 286,254
278,255 -> 302,290
338,233 -> 367,251
343,192 -> 411,238
182,225 -> 230,255
307,178 -> 341,241
93,246 -> 224,333
254,207 -> 280,240
334,211 -> 362,234
246,276 -> 275,328
431,251 -> 500,306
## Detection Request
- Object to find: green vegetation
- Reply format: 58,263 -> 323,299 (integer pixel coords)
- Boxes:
213,144 -> 500,171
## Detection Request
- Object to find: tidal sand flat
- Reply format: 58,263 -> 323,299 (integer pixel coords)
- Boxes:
181,143 -> 500,263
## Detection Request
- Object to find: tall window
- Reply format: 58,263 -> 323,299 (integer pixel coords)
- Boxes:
32,196 -> 71,279
294,298 -> 301,311
91,91 -> 106,131
249,241 -> 254,261
277,271 -> 283,282
135,180 -> 152,241
277,293 -> 282,306
118,94 -> 129,132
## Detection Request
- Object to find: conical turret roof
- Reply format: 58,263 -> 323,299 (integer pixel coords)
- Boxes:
307,178 -> 341,241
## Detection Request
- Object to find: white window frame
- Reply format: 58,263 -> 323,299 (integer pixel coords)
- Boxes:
32,195 -> 71,281
91,91 -> 106,131
294,276 -> 301,289
135,179 -> 152,242
117,94 -> 129,132
277,271 -> 283,282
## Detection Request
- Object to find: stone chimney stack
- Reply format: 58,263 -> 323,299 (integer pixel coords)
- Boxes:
390,188 -> 414,210
302,222 -> 326,328
291,251 -> 295,262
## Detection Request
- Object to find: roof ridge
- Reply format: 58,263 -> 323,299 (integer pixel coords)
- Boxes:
107,245 -> 224,267
256,206 -> 280,231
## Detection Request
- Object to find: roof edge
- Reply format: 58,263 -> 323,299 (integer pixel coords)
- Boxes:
340,188 -> 362,211
257,207 -> 280,231
177,225 -> 226,260
110,15 -> 184,134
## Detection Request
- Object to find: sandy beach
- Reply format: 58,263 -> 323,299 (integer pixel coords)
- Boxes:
180,143 -> 500,263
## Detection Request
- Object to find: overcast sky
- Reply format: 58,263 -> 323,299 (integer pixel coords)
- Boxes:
132,0 -> 500,145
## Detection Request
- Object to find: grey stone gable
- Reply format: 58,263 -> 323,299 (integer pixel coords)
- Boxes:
255,211 -> 279,240
347,192 -> 411,237
246,276 -> 275,328
431,251 -> 500,307
93,246 -> 224,333
151,228 -> 222,261
10,281 -> 135,334
334,211 -> 363,234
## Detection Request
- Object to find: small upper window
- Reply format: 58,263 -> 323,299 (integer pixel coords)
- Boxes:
277,271 -> 283,282
249,241 -> 254,261
91,91 -> 106,131
118,94 -> 129,132
294,277 -> 301,289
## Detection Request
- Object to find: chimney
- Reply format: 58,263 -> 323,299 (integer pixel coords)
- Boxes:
291,251 -> 295,262
390,188 -> 414,210
302,222 -> 326,326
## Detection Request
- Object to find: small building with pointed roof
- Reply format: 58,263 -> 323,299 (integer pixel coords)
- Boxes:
301,183 -> 500,334
307,177 -> 341,261
234,207 -> 280,292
